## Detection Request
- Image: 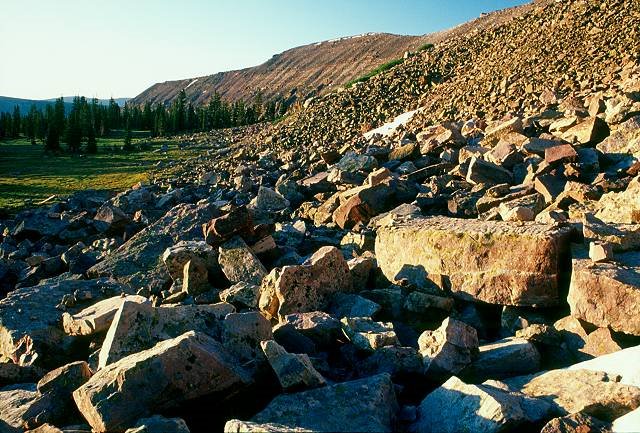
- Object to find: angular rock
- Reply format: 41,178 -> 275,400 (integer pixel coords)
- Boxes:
202,206 -> 252,246
0,384 -> 39,432
483,117 -> 524,147
545,144 -> 578,165
412,376 -> 554,433
248,374 -> 398,432
501,369 -> 640,421
219,282 -> 260,309
569,346 -> 640,388
0,278 -> 132,367
62,295 -> 147,336
466,157 -> 513,185
594,176 -> 640,224
283,311 -> 341,349
125,415 -> 190,433
218,236 -> 267,286
260,340 -> 326,390
88,201 -> 220,293
74,331 -> 250,432
418,317 -> 478,378
341,317 -> 399,352
597,115 -> 640,162
93,204 -> 130,233
562,116 -> 610,145
161,240 -> 219,282
589,242 -> 614,263
259,246 -> 352,320
375,216 -> 571,306
540,413 -> 611,433
568,248 -> 640,336
249,186 -> 290,212
462,337 -> 541,381
182,258 -> 210,295
221,312 -> 272,364
98,300 -> 234,368
224,420 -> 312,432
328,293 -> 381,319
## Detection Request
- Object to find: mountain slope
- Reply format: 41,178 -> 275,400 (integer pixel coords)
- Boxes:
0,96 -> 129,114
131,2 -> 537,108
268,0 -> 639,148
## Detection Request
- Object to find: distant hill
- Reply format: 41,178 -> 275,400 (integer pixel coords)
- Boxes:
0,96 -> 129,114
130,4 -> 538,109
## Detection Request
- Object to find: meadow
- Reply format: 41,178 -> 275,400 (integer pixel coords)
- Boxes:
0,136 -> 188,213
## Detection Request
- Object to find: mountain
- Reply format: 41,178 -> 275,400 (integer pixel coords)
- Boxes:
0,96 -> 129,115
130,3 -> 535,108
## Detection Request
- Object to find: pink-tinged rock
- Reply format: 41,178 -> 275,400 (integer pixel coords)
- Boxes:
375,216 -> 571,306
259,246 -> 352,320
73,331 -> 251,433
61,295 -> 147,336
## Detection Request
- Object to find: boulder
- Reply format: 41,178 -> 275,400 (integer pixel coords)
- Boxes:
341,317 -> 399,352
224,420 -> 312,432
561,116 -> 610,145
462,337 -> 541,381
0,384 -> 40,432
93,204 -> 130,233
161,240 -> 220,282
466,157 -> 513,185
98,300 -> 234,368
249,186 -> 290,212
0,278 -> 132,367
412,376 -> 554,433
125,415 -> 190,433
61,295 -> 147,336
596,115 -> 640,162
328,293 -> 381,319
182,258 -> 210,295
567,248 -> 640,336
218,237 -> 267,286
260,340 -> 326,390
219,282 -> 260,309
202,206 -> 253,246
418,317 -> 478,378
283,312 -> 341,349
73,331 -> 250,432
594,176 -> 640,224
483,117 -> 524,146
259,246 -> 352,320
540,413 -> 611,433
245,374 -> 398,432
569,346 -> 640,387
375,216 -> 571,306
88,201 -> 220,293
501,369 -> 640,420
221,312 -> 272,364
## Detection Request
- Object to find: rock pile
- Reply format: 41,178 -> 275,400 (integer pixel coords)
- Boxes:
1,0 -> 640,431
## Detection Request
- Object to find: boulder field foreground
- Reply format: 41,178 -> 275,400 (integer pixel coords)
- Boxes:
2,0 -> 640,432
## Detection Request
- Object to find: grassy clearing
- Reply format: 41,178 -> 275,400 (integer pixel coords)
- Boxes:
345,58 -> 404,88
0,136 -> 192,212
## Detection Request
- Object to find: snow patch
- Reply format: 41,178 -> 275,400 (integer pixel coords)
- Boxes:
315,32 -> 380,47
363,109 -> 420,139
185,78 -> 198,89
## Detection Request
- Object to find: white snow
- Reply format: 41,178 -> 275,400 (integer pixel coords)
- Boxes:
185,78 -> 198,89
315,32 -> 380,46
363,109 -> 420,139
613,408 -> 640,433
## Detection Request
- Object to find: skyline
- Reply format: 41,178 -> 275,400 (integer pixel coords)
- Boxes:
0,0 -> 528,101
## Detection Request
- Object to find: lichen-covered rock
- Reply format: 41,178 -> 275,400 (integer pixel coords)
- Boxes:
260,340 -> 326,390
88,201 -> 221,293
62,295 -> 147,336
341,317 -> 399,352
594,176 -> 640,224
247,374 -> 398,432
218,236 -> 267,286
568,248 -> 640,336
375,216 -> 571,306
259,246 -> 352,320
418,317 -> 478,378
462,337 -> 541,381
74,331 -> 251,432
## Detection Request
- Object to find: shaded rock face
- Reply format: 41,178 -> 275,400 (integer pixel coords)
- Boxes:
74,331 -> 250,433
568,249 -> 640,336
88,202 -> 220,293
0,278 -> 132,367
218,237 -> 267,286
259,246 -> 352,320
375,216 -> 571,306
244,374 -> 398,432
418,317 -> 478,378
260,340 -> 325,390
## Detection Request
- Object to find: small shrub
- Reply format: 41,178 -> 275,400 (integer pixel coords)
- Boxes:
418,43 -> 435,52
345,58 -> 404,88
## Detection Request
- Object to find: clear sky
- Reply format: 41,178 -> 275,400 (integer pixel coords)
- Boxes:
0,0 -> 528,101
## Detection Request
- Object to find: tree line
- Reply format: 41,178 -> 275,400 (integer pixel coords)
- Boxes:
0,89 -> 288,153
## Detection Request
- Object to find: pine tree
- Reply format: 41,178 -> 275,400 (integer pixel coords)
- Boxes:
123,119 -> 133,151
86,122 -> 97,153
11,105 -> 21,138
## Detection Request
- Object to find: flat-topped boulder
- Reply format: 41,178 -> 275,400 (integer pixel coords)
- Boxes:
0,278 -> 132,367
568,249 -> 640,336
375,216 -> 571,306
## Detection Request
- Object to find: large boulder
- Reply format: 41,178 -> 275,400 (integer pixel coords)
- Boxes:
259,246 -> 352,320
594,176 -> 640,224
74,331 -> 251,432
418,317 -> 478,378
232,374 -> 398,432
0,278 -> 132,367
260,340 -> 325,390
218,237 -> 268,286
375,216 -> 571,306
412,376 -> 554,433
98,300 -> 234,368
567,248 -> 640,336
569,346 -> 640,387
88,201 -> 220,293
61,295 -> 147,336
462,337 -> 541,381
500,369 -> 640,421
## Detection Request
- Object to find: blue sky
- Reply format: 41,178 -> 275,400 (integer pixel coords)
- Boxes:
0,0 -> 528,100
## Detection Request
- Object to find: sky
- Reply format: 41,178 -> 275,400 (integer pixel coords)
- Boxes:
0,0 -> 528,101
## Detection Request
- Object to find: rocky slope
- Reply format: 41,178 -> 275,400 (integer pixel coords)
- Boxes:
1,0 -> 640,432
130,1 -> 539,108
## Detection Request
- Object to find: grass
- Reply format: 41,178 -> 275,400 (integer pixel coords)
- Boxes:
0,136 -> 193,212
417,43 -> 434,52
345,58 -> 404,88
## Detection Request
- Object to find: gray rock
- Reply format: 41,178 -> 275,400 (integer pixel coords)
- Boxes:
462,337 -> 541,381
125,415 -> 191,433
341,317 -> 399,352
218,237 -> 267,286
260,340 -> 326,390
